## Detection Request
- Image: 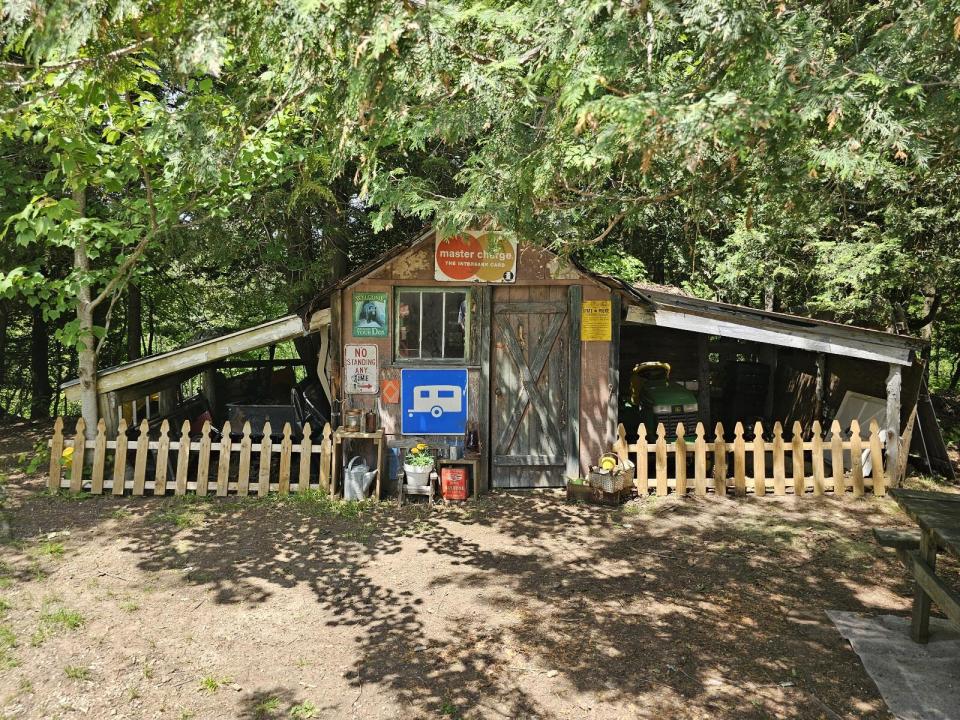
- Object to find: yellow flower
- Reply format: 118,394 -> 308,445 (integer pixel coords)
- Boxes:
410,447 -> 420,455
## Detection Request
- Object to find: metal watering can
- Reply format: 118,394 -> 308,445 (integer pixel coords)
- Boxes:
343,456 -> 378,501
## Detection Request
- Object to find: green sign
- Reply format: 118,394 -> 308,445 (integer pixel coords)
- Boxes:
352,292 -> 388,337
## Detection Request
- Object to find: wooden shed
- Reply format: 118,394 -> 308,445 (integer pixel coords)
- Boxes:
305,228 -> 925,493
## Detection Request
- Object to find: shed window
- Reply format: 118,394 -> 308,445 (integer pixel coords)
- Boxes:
396,288 -> 469,361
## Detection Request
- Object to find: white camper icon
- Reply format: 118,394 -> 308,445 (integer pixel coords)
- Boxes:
408,385 -> 462,418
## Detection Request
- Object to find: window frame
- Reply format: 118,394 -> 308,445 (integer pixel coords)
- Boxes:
393,286 -> 472,365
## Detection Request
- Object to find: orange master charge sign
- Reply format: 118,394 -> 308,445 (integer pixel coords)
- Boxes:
435,231 -> 517,283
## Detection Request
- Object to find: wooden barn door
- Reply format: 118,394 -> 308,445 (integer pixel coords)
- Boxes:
490,285 -> 581,487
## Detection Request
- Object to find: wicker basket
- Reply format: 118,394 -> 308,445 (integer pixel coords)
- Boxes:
589,467 -> 624,493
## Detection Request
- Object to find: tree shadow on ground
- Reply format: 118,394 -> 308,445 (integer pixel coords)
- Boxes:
3,489 -> 923,718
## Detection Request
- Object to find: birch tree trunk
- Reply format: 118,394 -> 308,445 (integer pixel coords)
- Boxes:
73,187 -> 99,438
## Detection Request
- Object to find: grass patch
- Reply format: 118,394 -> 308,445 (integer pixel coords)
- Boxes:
289,701 -> 318,719
253,696 -> 280,718
32,603 -> 85,646
274,489 -> 374,519
0,623 -> 19,669
120,600 -> 139,613
198,675 -> 231,693
153,507 -> 204,529
36,541 -> 65,558
64,665 -> 91,680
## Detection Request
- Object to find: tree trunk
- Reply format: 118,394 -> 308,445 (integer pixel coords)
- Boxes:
127,282 -> 142,361
73,187 -> 98,438
30,304 -> 52,419
0,301 -> 8,396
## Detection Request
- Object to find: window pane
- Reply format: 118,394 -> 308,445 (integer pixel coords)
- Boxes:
397,291 -> 421,359
395,289 -> 468,361
420,293 -> 445,358
443,291 -> 467,359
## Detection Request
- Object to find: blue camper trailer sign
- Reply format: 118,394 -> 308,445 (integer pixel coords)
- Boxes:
401,368 -> 468,435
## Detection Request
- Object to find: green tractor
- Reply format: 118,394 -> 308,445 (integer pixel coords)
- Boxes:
620,362 -> 700,441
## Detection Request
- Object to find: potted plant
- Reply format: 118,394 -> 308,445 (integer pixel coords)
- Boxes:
403,443 -> 434,487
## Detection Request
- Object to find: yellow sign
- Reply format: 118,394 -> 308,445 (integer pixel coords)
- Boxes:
581,300 -> 612,341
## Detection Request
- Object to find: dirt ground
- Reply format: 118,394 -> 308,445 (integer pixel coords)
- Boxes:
0,420 -> 958,720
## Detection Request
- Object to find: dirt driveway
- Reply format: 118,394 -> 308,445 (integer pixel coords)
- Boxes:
0,422 -> 950,719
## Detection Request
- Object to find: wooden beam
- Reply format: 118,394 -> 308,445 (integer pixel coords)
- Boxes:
477,286 -> 492,494
308,307 -> 331,332
624,305 -> 913,365
886,363 -> 903,486
211,359 -> 306,369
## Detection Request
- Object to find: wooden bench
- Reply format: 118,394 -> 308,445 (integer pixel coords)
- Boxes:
873,528 -> 922,551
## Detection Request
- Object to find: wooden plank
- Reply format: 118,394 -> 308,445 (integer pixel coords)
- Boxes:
216,421 -> 232,497
811,420 -> 825,496
477,286 -> 492,493
175,420 -> 191,495
69,418 -> 86,493
258,421 -> 272,497
911,531 -> 938,643
154,419 -> 170,496
791,421 -> 805,496
319,423 -> 332,492
494,301 -> 568,315
298,423 -> 313,492
132,419 -> 149,495
873,528 -> 921,550
713,422 -> 727,496
91,419 -> 107,494
675,424 -> 688,496
48,417 -> 64,491
694,422 -> 707,497
566,284 -> 582,479
112,418 -> 129,495
635,425 -> 649,495
623,305 -> 913,365
62,315 -> 305,402
850,419 -> 865,497
733,422 -> 746,496
278,423 -> 292,495
655,423 -> 668,496
195,420 -> 212,496
613,424 -> 629,463
375,431 -> 384,500
237,421 -> 252,496
869,418 -> 886,496
772,422 -> 785,495
830,420 -> 844,494
908,545 -> 960,631
493,454 -> 565,467
752,421 -> 766,496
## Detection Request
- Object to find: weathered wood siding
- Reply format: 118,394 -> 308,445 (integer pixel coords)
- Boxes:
337,232 -> 614,484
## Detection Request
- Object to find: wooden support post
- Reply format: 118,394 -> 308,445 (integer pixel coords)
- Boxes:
566,285 -> 582,480
910,530 -> 937,643
608,293 -> 621,439
814,353 -> 826,424
886,363 -> 903,487
762,345 -> 778,422
477,286 -> 492,493
98,391 -> 120,438
201,367 -> 218,420
697,335 -> 711,427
